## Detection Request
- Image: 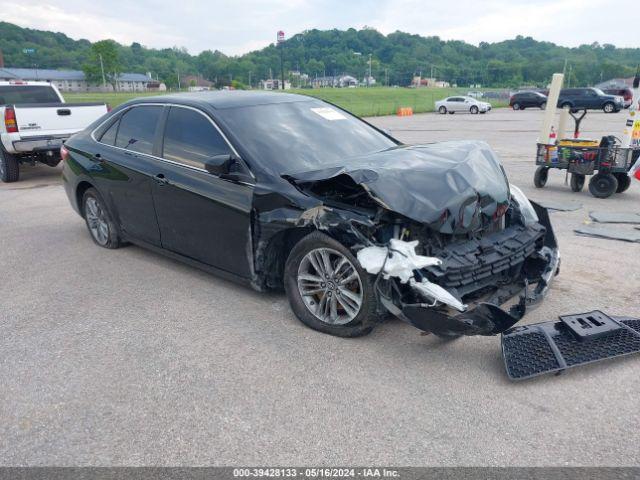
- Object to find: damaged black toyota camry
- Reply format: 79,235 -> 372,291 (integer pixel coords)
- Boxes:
62,91 -> 559,338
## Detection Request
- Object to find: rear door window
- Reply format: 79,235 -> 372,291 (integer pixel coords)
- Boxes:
115,106 -> 162,155
99,120 -> 119,145
161,107 -> 231,169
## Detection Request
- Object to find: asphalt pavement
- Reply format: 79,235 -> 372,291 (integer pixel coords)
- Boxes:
1,108 -> 639,466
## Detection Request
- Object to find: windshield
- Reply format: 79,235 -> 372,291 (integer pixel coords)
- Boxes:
0,85 -> 61,105
592,88 -> 607,96
219,100 -> 398,175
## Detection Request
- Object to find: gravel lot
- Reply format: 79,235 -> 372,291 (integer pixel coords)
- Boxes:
1,107 -> 639,466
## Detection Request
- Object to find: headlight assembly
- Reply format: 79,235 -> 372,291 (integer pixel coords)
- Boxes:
510,184 -> 539,226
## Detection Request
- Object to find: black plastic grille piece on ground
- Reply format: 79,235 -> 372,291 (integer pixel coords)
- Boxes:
501,316 -> 640,380
559,310 -> 622,341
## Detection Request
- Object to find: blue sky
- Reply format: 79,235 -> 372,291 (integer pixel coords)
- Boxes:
0,0 -> 635,55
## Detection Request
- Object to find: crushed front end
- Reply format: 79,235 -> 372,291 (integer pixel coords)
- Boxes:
282,141 -> 560,336
358,198 -> 559,337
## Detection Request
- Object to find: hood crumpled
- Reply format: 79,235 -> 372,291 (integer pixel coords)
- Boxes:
284,140 -> 511,234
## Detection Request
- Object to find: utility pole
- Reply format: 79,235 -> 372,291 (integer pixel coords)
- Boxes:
177,67 -> 181,90
248,71 -> 252,89
99,53 -> 106,89
368,53 -> 372,88
277,30 -> 285,90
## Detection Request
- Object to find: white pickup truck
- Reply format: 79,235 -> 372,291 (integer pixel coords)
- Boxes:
0,81 -> 108,182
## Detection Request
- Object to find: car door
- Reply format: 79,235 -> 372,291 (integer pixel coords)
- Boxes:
91,105 -> 163,246
448,97 -> 461,111
151,105 -> 254,278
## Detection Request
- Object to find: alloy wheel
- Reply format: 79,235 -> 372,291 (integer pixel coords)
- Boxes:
85,197 -> 110,246
297,247 -> 363,325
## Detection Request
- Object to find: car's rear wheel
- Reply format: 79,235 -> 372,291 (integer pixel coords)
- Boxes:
534,166 -> 549,188
588,173 -> 618,198
82,188 -> 121,249
0,148 -> 20,183
614,173 -> 631,193
284,231 -> 377,337
570,173 -> 585,192
603,102 -> 615,113
438,106 -> 447,114
470,105 -> 479,114
448,111 -> 455,115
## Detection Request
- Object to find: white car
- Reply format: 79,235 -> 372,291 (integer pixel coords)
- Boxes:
435,96 -> 492,115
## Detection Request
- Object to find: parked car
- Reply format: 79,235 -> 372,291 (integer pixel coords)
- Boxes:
0,81 -> 108,182
61,91 -> 558,339
602,87 -> 633,109
435,96 -> 492,114
556,87 -> 624,113
466,91 -> 483,98
510,91 -> 547,110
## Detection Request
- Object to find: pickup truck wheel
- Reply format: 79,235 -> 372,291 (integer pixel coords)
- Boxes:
284,231 -> 376,338
602,102 -> 615,113
82,188 -> 121,249
0,148 -> 20,183
43,156 -> 62,167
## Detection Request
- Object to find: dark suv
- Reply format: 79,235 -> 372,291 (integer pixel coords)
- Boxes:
510,91 -> 547,110
557,88 -> 624,113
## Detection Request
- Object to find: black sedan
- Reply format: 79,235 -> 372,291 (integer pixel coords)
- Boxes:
62,92 -> 559,338
510,91 -> 547,110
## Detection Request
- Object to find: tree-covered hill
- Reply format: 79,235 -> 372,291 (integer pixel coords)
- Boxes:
1,21 -> 638,88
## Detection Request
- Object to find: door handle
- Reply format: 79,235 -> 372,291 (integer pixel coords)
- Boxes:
155,173 -> 170,186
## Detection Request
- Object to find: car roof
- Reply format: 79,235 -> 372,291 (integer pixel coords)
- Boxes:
128,90 -> 315,110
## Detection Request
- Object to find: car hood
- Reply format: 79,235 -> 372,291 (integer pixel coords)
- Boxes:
283,140 -> 511,234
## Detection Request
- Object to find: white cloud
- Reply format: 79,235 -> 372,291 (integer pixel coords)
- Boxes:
0,0 -> 636,55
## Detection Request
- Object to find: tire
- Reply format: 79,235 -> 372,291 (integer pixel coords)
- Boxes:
614,173 -> 631,193
284,231 -> 377,338
82,188 -> 121,249
438,106 -> 447,114
540,102 -> 547,110
602,102 -> 615,114
588,173 -> 618,198
534,166 -> 549,188
470,105 -> 479,114
561,102 -> 573,111
448,111 -> 455,115
0,148 -> 20,183
480,111 -> 486,114
570,173 -> 585,192
512,103 -> 520,110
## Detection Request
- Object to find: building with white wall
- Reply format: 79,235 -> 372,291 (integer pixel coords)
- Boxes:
0,67 -> 153,92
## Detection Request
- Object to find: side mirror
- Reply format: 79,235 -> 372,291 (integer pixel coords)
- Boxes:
204,154 -> 234,176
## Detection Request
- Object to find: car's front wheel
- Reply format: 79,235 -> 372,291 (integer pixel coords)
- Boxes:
82,188 -> 121,249
540,102 -> 547,110
284,231 -> 377,337
470,105 -> 479,114
512,103 -> 520,110
602,102 -> 616,113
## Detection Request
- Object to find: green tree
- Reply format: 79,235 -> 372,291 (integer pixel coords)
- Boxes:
82,40 -> 122,90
